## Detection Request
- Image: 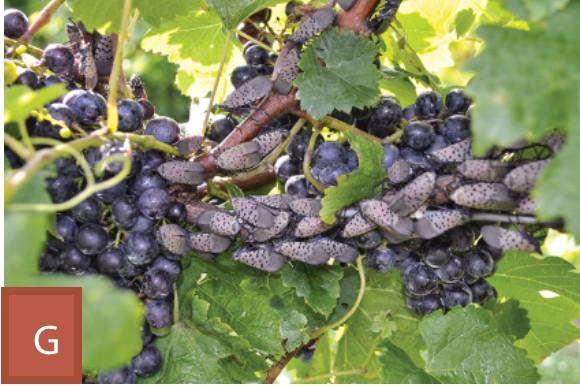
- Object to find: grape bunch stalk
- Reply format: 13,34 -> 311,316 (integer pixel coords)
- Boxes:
3,0 -> 566,383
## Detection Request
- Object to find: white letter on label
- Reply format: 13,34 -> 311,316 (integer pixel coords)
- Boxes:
34,325 -> 59,355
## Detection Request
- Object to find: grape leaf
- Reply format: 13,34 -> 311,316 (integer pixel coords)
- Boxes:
488,252 -> 580,362
397,12 -> 436,51
465,4 -> 580,154
454,9 -> 476,37
295,28 -> 381,119
280,310 -> 309,352
287,333 -> 332,384
206,0 -> 285,30
334,270 -> 420,383
134,0 -> 198,26
379,69 -> 417,107
487,299 -> 530,340
505,0 -> 569,21
376,341 -> 440,384
534,136 -> 580,239
67,0 -> 125,33
320,130 -> 386,224
4,85 -> 67,124
281,264 -> 344,317
420,306 -> 539,383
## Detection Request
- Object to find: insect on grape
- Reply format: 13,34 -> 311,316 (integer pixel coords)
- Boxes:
429,138 -> 472,163
503,160 -> 548,193
220,76 -> 273,110
156,224 -> 191,256
175,135 -> 203,157
359,199 -> 414,236
341,212 -> 376,238
288,198 -> 322,217
93,33 -> 114,78
415,210 -> 470,240
272,46 -> 300,94
312,237 -> 358,263
289,7 -> 336,44
515,196 -> 536,215
481,226 -> 539,252
252,194 -> 295,210
232,245 -> 286,272
274,240 -> 329,265
389,172 -> 436,216
196,210 -> 241,237
231,198 -> 275,228
250,210 -> 291,242
293,216 -> 334,238
254,129 -> 288,157
387,159 -> 412,185
129,74 -> 148,100
216,141 -> 262,171
157,161 -> 205,185
450,182 -> 516,211
457,160 -> 509,182
189,232 -> 232,254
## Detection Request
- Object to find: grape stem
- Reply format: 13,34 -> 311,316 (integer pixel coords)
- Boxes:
4,133 -> 33,160
200,32 -> 232,137
470,212 -> 559,226
236,29 -> 274,53
303,130 -> 326,192
4,37 -> 44,58
20,0 -> 65,43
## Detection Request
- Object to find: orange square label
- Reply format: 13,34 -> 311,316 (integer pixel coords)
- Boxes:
2,287 -> 82,384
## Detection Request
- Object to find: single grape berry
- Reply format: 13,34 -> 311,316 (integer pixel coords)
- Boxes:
131,215 -> 156,234
117,99 -> 144,132
404,121 -> 435,150
112,196 -> 139,229
59,245 -> 92,275
367,247 -> 398,272
402,104 -> 416,121
4,9 -> 29,39
70,197 -> 101,223
96,247 -> 126,276
442,115 -> 470,143
125,231 -> 159,266
315,163 -> 351,187
46,175 -> 78,203
403,263 -> 438,295
231,65 -> 257,88
39,250 -> 60,272
355,230 -> 382,249
274,155 -> 299,183
208,116 -> 236,142
166,202 -> 186,224
442,283 -> 473,309
143,268 -> 173,299
132,345 -> 163,377
144,117 -> 180,144
131,170 -> 167,195
368,97 -> 402,138
406,293 -> 442,315
47,103 -> 76,128
244,44 -> 269,65
383,143 -> 400,169
145,299 -> 173,329
75,223 -> 109,255
63,90 -> 107,125
445,89 -> 470,114
138,98 -> 155,120
313,141 -> 348,167
415,91 -> 443,119
152,256 -> 181,283
465,251 -> 495,280
15,69 -> 38,89
287,132 -> 310,161
285,175 -> 310,197
470,279 -> 496,304
42,44 -> 75,76
435,255 -> 464,283
97,366 -> 136,384
424,248 -> 449,268
138,188 -> 170,219
56,215 -> 78,243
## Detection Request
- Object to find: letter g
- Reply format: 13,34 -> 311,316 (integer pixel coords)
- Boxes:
34,325 -> 59,355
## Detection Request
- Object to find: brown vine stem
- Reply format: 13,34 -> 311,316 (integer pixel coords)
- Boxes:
303,130 -> 326,192
264,338 -> 319,384
20,0 -> 65,43
107,0 -> 133,132
201,32 -> 232,137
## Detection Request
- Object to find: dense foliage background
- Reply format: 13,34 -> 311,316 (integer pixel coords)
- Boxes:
4,0 -> 580,383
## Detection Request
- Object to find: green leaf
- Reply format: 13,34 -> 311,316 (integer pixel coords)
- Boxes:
488,252 -> 580,362
505,0 -> 569,21
141,8 -> 229,67
487,299 -> 530,340
379,69 -> 417,107
334,270 -> 419,383
454,8 -> 476,37
397,12 -> 436,51
534,137 -> 580,239
420,306 -> 539,383
377,341 -> 440,384
320,130 -> 386,223
281,264 -> 344,317
134,0 -> 198,26
280,309 -> 309,352
296,28 -> 381,119
287,333 -> 332,384
206,0 -> 285,30
67,0 -> 125,33
539,343 -> 580,384
4,85 -> 67,124
465,4 -> 580,154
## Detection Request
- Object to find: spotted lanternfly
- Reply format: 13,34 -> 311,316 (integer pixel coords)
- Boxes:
129,74 -> 148,100
313,238 -> 359,263
387,159 -> 412,185
157,161 -> 205,185
221,76 -> 274,110
294,216 -> 334,238
457,160 -> 509,182
341,212 -> 376,238
274,240 -> 329,265
540,131 -> 565,154
66,21 -> 85,54
272,46 -> 300,94
231,197 -> 275,228
389,172 -> 436,217
93,33 -> 114,78
196,210 -> 241,237
289,7 -> 336,44
232,245 -> 286,272
157,224 -> 191,256
288,198 -> 322,217
481,226 -> 539,252
175,136 -> 203,157
415,210 -> 470,240
250,210 -> 291,242
503,160 -> 548,193
254,129 -> 288,157
429,138 -> 472,163
78,41 -> 98,90
359,199 -> 414,236
189,232 -> 232,253
450,182 -> 516,211
338,0 -> 357,10
216,141 -> 262,171
515,196 -> 536,215
252,194 -> 295,210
